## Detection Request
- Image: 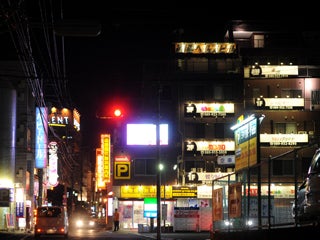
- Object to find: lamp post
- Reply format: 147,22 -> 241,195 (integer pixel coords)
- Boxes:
156,86 -> 162,240
156,151 -> 162,239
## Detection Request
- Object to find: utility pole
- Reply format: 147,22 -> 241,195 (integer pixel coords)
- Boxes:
156,85 -> 162,240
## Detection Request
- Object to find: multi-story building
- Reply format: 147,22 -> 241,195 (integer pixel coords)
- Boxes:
225,20 -> 320,227
101,20 -> 320,232
0,4 -> 88,231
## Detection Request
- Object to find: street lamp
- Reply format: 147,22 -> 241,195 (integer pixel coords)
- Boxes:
173,164 -> 179,184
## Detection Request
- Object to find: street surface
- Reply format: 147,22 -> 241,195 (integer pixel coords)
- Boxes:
0,228 -> 211,240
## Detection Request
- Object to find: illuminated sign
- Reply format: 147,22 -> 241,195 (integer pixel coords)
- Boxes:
35,107 -> 48,168
217,155 -> 235,165
244,65 -> 298,78
73,108 -> 80,131
114,161 -> 130,179
184,140 -> 235,155
186,171 -> 235,184
255,97 -> 304,110
172,186 -> 197,198
144,198 -> 157,218
48,107 -> 71,127
48,141 -> 59,187
120,185 -> 172,198
101,134 -> 111,183
175,42 -> 236,54
126,123 -> 168,145
260,133 -> 308,146
96,148 -> 105,189
232,115 -> 258,171
184,103 -> 234,117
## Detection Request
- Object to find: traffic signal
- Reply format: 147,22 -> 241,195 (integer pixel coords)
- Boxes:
113,108 -> 122,118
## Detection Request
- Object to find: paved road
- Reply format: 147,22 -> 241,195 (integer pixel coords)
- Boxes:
0,229 -> 211,240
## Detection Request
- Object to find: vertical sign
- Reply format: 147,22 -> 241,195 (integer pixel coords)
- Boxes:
212,188 -> 223,221
228,183 -> 242,218
35,107 -> 48,168
96,148 -> 105,189
233,115 -> 258,171
101,134 -> 111,183
48,141 -> 59,187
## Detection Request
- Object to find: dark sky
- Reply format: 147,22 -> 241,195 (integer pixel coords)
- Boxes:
4,1 -> 316,148
56,3 -> 319,148
58,2 -> 231,147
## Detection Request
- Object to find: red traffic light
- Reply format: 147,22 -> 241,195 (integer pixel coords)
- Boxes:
113,108 -> 122,117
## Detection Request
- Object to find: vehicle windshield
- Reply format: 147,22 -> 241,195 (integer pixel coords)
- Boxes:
38,207 -> 62,218
308,149 -> 320,174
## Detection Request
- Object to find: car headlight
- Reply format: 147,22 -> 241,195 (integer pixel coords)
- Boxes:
89,220 -> 95,227
76,220 -> 84,227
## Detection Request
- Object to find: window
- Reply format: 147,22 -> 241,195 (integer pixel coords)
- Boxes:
272,159 -> 294,176
134,159 -> 156,176
252,88 -> 261,98
38,207 -> 62,218
183,85 -> 204,100
281,89 -> 302,98
214,123 -> 224,138
213,85 -> 235,101
274,122 -> 297,134
253,34 -> 264,48
195,124 -> 205,138
311,90 -> 320,105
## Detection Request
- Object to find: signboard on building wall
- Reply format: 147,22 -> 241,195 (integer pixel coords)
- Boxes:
175,42 -> 236,54
120,185 -> 172,198
114,156 -> 131,179
96,148 -> 105,189
184,140 -> 235,155
73,108 -> 80,131
244,65 -> 298,78
232,115 -> 259,172
260,133 -> 308,146
172,186 -> 197,198
101,134 -> 111,183
184,103 -> 234,118
48,107 -> 72,127
48,141 -> 59,187
35,107 -> 48,168
255,97 -> 304,110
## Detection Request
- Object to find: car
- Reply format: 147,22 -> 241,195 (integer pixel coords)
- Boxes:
70,206 -> 96,229
34,205 -> 69,239
292,148 -> 320,224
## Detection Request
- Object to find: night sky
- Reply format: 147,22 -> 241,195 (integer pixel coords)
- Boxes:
60,2 -> 230,148
1,1 -> 317,149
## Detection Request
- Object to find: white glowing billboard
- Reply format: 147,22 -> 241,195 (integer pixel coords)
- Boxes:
126,123 -> 168,146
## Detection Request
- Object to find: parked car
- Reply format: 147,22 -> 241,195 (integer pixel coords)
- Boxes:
292,148 -> 320,223
70,206 -> 96,229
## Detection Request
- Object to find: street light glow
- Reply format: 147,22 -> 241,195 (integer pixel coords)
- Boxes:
159,163 -> 164,171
